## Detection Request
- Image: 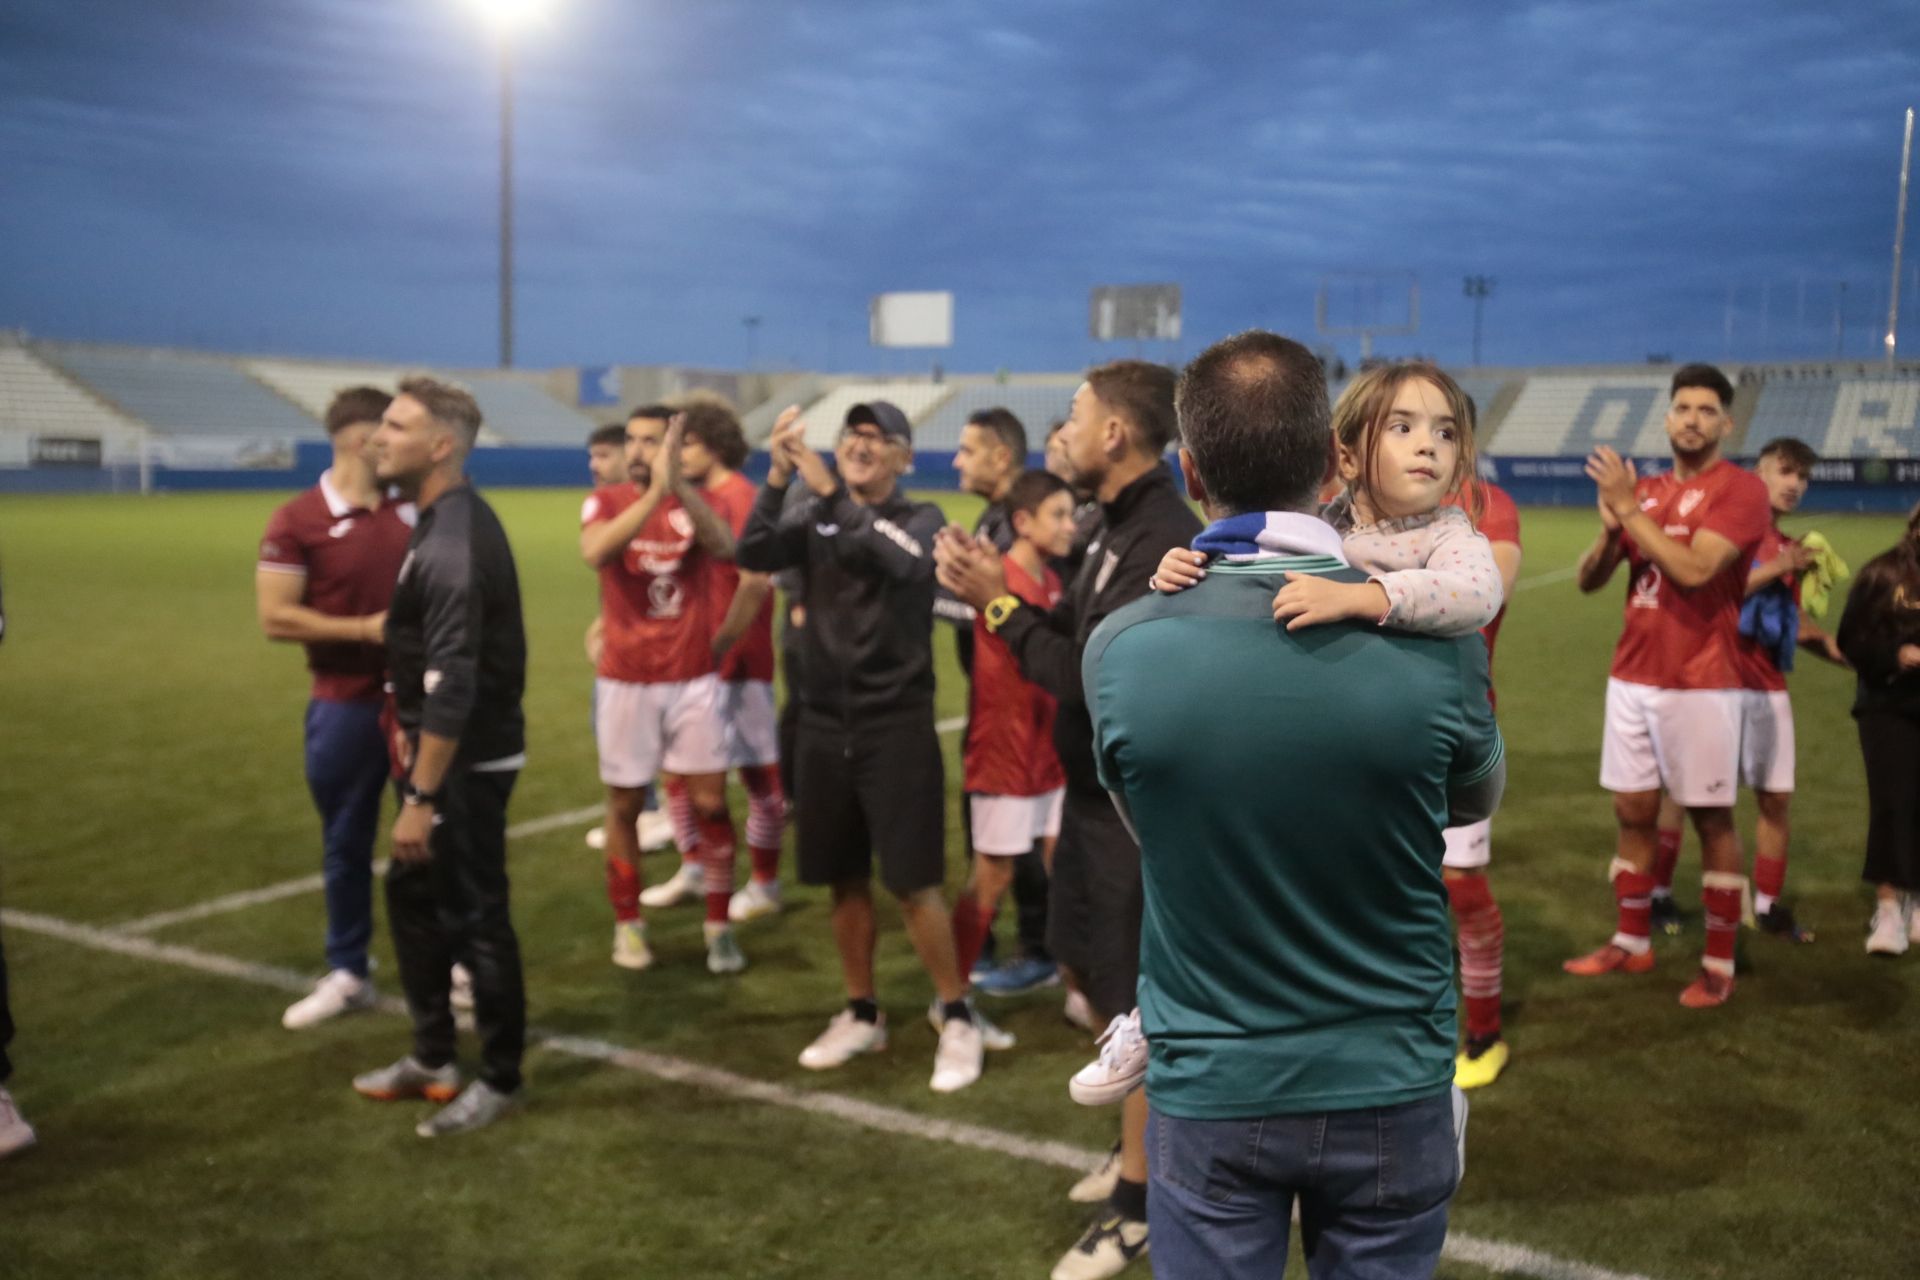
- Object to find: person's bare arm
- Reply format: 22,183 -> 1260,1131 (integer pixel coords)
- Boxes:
1747,543 -> 1813,597
391,731 -> 459,863
675,482 -> 736,561
1577,490 -> 1628,594
1491,540 -> 1523,599
1589,447 -> 1740,589
712,572 -> 773,658
581,484 -> 669,567
256,568 -> 383,644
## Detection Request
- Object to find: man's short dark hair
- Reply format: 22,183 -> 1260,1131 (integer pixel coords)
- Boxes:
588,422 -> 626,449
396,376 -> 482,449
965,407 -> 1029,463
1175,332 -> 1331,515
680,401 -> 750,470
324,386 -> 393,436
1005,468 -> 1070,520
1758,436 -> 1818,475
627,403 -> 675,423
1671,363 -> 1734,409
1086,360 -> 1179,455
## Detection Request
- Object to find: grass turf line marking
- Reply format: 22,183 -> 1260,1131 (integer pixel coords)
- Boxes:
3,905 -> 1657,1280
1514,564 -> 1579,591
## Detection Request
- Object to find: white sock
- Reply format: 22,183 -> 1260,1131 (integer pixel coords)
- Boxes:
1755,892 -> 1777,915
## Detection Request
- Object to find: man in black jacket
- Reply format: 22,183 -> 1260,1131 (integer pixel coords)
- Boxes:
355,377 -> 529,1139
937,361 -> 1199,1278
738,400 -> 987,1094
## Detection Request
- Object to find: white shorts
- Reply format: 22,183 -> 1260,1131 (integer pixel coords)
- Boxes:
1442,819 -> 1492,870
1599,678 -> 1742,808
1739,689 -> 1795,794
718,679 -> 779,769
970,789 -> 1065,856
594,675 -> 730,788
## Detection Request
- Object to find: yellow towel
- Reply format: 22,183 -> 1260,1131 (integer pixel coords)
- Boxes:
1798,531 -> 1851,619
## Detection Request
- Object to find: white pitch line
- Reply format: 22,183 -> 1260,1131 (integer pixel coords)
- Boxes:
1514,564 -> 1579,591
2,905 -> 1658,1280
935,715 -> 966,734
107,803 -> 605,937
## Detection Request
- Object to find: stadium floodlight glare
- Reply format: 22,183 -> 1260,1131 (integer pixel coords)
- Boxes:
469,0 -> 550,32
462,0 -> 554,367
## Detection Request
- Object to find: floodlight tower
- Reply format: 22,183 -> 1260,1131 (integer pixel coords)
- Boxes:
469,0 -> 549,368
1463,275 -> 1495,367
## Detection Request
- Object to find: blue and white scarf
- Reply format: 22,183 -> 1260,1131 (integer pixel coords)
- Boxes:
1191,511 -> 1348,564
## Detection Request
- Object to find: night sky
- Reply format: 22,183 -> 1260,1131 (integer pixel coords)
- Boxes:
2,0 -> 1916,372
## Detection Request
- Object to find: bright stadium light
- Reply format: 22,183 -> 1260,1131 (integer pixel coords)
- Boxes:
469,0 -> 550,33
463,0 -> 554,367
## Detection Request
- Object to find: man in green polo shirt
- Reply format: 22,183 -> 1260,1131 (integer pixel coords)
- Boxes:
1084,331 -> 1505,1280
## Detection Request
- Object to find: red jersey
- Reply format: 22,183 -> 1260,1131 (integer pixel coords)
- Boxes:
584,483 -> 714,685
258,471 -> 414,702
702,471 -> 776,683
1735,525 -> 1798,693
1449,480 -> 1522,678
964,556 -> 1066,797
1610,460 -> 1772,691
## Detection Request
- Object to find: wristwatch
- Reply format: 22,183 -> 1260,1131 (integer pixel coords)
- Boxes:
982,594 -> 1021,634
402,780 -> 441,808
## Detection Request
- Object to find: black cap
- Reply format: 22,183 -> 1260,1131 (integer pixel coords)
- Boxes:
846,400 -> 912,448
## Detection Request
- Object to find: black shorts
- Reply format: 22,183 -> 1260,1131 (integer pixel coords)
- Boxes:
1047,787 -> 1142,1021
794,710 -> 947,897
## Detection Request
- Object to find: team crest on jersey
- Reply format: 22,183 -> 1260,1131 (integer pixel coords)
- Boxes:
1631,565 -> 1662,609
648,576 -> 685,618
1677,489 -> 1704,519
668,508 -> 695,538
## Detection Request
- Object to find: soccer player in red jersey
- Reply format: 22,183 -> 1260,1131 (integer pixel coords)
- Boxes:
1647,437 -> 1847,941
951,470 -> 1075,991
1441,474 -> 1522,1087
256,387 -> 416,1030
1567,363 -> 1773,1007
581,406 -> 745,975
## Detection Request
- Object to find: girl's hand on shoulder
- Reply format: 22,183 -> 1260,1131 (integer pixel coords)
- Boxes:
1152,548 -> 1208,593
1272,573 -> 1389,631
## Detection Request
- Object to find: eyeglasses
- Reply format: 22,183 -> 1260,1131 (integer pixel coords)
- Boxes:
838,426 -> 892,446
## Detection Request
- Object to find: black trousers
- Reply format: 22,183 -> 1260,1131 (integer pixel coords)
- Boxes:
385,767 -> 526,1093
1046,787 -> 1143,1021
0,922 -> 13,1085
1858,710 -> 1920,892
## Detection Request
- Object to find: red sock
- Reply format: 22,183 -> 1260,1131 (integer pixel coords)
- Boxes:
662,777 -> 699,855
740,763 -> 786,884
951,894 -> 993,984
1652,828 -> 1682,894
1753,853 -> 1787,903
1702,873 -> 1743,976
1612,859 -> 1654,949
1447,876 -> 1504,1043
697,810 -> 738,925
605,856 -> 641,923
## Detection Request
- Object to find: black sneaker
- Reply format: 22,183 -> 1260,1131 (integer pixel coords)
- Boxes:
1650,894 -> 1684,936
1756,902 -> 1814,943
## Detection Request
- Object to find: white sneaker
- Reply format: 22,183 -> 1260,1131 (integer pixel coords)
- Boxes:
1051,1213 -> 1149,1280
282,969 -> 376,1030
926,998 -> 1015,1051
612,921 -> 655,970
930,1015 -> 985,1093
639,861 -> 704,909
1070,1010 -> 1148,1105
798,1009 -> 888,1070
1068,1143 -> 1123,1204
1062,988 -> 1097,1032
636,809 -> 677,853
705,924 -> 747,975
1867,897 -> 1911,956
450,963 -> 474,1012
0,1086 -> 37,1159
585,825 -> 607,850
728,878 -> 783,923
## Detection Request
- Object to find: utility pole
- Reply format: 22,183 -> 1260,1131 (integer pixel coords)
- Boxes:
1462,275 -> 1495,367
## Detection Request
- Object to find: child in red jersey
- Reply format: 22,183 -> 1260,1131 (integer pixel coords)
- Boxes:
950,471 -> 1078,990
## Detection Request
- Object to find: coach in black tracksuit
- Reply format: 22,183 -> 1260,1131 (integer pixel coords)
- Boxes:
365,378 -> 528,1136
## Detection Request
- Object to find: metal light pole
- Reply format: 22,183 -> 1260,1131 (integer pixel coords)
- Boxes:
1462,275 -> 1495,366
743,315 -> 762,370
1887,107 -> 1914,367
498,40 -> 514,368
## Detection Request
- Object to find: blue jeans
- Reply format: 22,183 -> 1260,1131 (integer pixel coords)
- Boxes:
1148,1087 -> 1467,1280
304,698 -> 389,978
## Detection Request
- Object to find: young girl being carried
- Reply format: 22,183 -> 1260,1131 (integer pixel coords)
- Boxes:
1069,359 -> 1505,1106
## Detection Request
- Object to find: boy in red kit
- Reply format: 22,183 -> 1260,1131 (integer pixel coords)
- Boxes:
581,407 -> 745,975
950,471 -> 1076,990
1567,364 -> 1772,1008
1647,437 -> 1848,940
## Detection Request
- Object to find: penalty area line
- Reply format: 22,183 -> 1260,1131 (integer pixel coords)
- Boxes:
1,906 -> 1658,1280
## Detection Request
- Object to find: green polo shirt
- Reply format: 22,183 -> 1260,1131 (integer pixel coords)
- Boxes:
1084,553 -> 1503,1119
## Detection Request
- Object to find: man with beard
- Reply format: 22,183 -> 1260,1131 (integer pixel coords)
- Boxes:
1567,363 -> 1772,1008
352,377 -> 528,1138
936,362 -> 1199,1280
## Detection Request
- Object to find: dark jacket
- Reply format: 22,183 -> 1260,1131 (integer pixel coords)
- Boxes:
738,479 -> 944,722
936,497 -> 1014,678
994,462 -> 1201,796
385,483 -> 527,765
1838,548 -> 1920,717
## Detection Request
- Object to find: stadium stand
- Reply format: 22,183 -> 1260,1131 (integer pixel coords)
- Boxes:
793,381 -> 954,446
456,373 -> 599,445
1745,374 -> 1920,458
913,381 -> 1080,449
244,359 -> 399,418
0,339 -> 148,467
39,343 -> 320,439
1488,373 -> 1677,457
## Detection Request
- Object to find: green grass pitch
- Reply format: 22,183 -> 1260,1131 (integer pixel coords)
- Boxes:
0,488 -> 1916,1279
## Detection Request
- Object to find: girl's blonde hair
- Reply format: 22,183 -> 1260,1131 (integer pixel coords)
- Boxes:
1330,360 -> 1482,523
